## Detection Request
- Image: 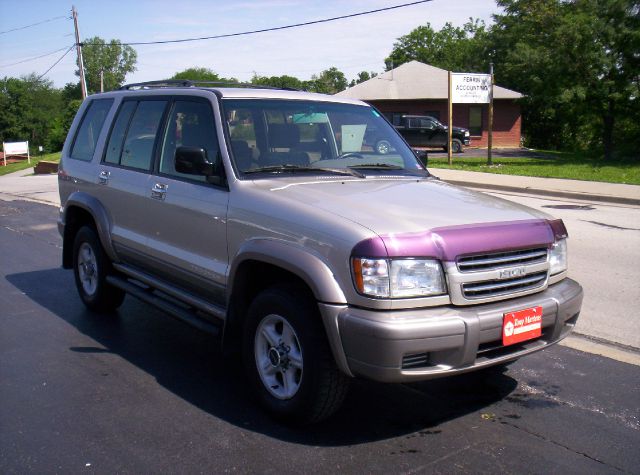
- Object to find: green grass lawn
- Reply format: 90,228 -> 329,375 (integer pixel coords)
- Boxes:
427,151 -> 640,185
0,152 -> 61,177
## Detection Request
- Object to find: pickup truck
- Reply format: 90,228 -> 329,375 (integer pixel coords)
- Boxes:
393,114 -> 471,153
58,81 -> 582,424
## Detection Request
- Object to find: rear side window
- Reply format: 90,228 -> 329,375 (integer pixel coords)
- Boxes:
70,99 -> 113,161
103,99 -> 167,171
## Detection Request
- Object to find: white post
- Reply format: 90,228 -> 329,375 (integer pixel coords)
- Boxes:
2,142 -> 5,167
27,140 -> 31,164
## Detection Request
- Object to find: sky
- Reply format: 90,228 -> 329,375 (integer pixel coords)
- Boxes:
0,0 -> 501,88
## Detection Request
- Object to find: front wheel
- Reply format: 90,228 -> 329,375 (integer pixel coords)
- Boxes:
452,139 -> 463,153
243,284 -> 349,424
73,226 -> 125,313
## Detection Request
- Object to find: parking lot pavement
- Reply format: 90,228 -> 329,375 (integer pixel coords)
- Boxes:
0,169 -> 59,206
1,199 -> 639,473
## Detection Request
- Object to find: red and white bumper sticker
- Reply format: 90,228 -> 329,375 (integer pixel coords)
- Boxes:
502,306 -> 543,346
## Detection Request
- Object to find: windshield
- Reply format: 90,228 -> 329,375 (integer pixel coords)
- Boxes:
222,99 -> 426,177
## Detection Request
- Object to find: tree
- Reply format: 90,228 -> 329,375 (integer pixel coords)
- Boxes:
490,0 -> 640,158
385,19 -> 490,72
0,74 -> 63,151
79,37 -> 137,93
171,67 -> 237,83
47,98 -> 82,152
349,71 -> 378,88
251,74 -> 307,90
309,67 -> 348,94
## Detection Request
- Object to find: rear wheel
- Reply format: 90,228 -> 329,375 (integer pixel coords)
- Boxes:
73,226 -> 125,312
243,284 -> 349,424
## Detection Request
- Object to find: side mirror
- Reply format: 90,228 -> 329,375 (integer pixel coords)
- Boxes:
175,146 -> 216,176
414,149 -> 428,166
175,146 -> 224,186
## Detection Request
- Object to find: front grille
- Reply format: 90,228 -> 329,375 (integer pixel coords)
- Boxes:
462,271 -> 547,299
457,247 -> 548,272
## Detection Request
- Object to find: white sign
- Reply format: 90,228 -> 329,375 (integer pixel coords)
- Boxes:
3,141 -> 29,155
451,73 -> 491,104
2,141 -> 30,166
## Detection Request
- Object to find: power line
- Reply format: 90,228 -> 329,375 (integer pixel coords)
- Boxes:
37,45 -> 75,81
0,45 -> 72,69
89,0 -> 433,47
0,15 -> 69,35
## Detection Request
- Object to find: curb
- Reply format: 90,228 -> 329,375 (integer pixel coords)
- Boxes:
442,179 -> 640,206
561,333 -> 640,366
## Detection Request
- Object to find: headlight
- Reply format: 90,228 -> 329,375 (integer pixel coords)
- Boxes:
352,258 -> 446,298
464,130 -> 470,137
549,239 -> 567,275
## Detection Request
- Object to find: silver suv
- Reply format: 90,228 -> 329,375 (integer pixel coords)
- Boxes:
58,81 -> 583,423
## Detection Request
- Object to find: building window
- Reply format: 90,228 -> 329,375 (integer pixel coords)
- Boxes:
469,106 -> 483,136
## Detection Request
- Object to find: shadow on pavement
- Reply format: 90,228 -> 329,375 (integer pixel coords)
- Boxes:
7,267 -> 518,446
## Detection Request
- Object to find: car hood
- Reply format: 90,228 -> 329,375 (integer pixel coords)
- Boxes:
255,176 -> 550,236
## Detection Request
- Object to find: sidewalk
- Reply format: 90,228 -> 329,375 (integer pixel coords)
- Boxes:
432,168 -> 640,205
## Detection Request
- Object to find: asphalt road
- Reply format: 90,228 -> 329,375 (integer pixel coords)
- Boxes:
1,200 -> 640,474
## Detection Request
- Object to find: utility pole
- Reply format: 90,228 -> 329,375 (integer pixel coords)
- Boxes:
100,68 -> 104,93
487,62 -> 494,166
72,5 -> 87,99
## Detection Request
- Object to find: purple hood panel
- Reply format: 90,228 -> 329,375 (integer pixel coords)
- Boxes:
352,219 -> 567,260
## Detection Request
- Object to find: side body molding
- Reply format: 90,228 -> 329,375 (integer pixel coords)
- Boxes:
228,239 -> 347,305
61,191 -> 118,263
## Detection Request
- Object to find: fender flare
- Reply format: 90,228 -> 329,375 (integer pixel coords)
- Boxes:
227,239 -> 352,376
228,239 -> 347,305
63,191 -> 118,262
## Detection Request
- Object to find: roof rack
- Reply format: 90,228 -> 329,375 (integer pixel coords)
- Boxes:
119,80 -> 300,91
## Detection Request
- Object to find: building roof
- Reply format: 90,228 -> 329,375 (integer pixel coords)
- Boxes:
336,60 -> 522,101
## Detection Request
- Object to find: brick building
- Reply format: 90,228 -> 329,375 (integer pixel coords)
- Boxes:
336,61 -> 523,148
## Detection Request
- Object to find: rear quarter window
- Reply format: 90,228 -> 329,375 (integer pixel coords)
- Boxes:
70,99 -> 114,161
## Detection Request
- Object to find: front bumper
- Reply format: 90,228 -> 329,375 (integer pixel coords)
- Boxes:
320,278 -> 582,383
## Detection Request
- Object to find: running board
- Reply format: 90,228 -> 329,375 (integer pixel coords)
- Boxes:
112,263 -> 226,320
106,275 -> 222,336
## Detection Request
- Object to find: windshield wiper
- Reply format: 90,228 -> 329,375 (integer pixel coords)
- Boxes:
244,165 -> 365,178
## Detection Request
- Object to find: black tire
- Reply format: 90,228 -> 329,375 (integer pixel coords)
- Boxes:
375,139 -> 391,155
72,226 -> 125,313
452,139 -> 463,154
243,284 -> 349,424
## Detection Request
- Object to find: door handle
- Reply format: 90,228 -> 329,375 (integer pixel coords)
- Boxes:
151,183 -> 168,200
98,170 -> 110,185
